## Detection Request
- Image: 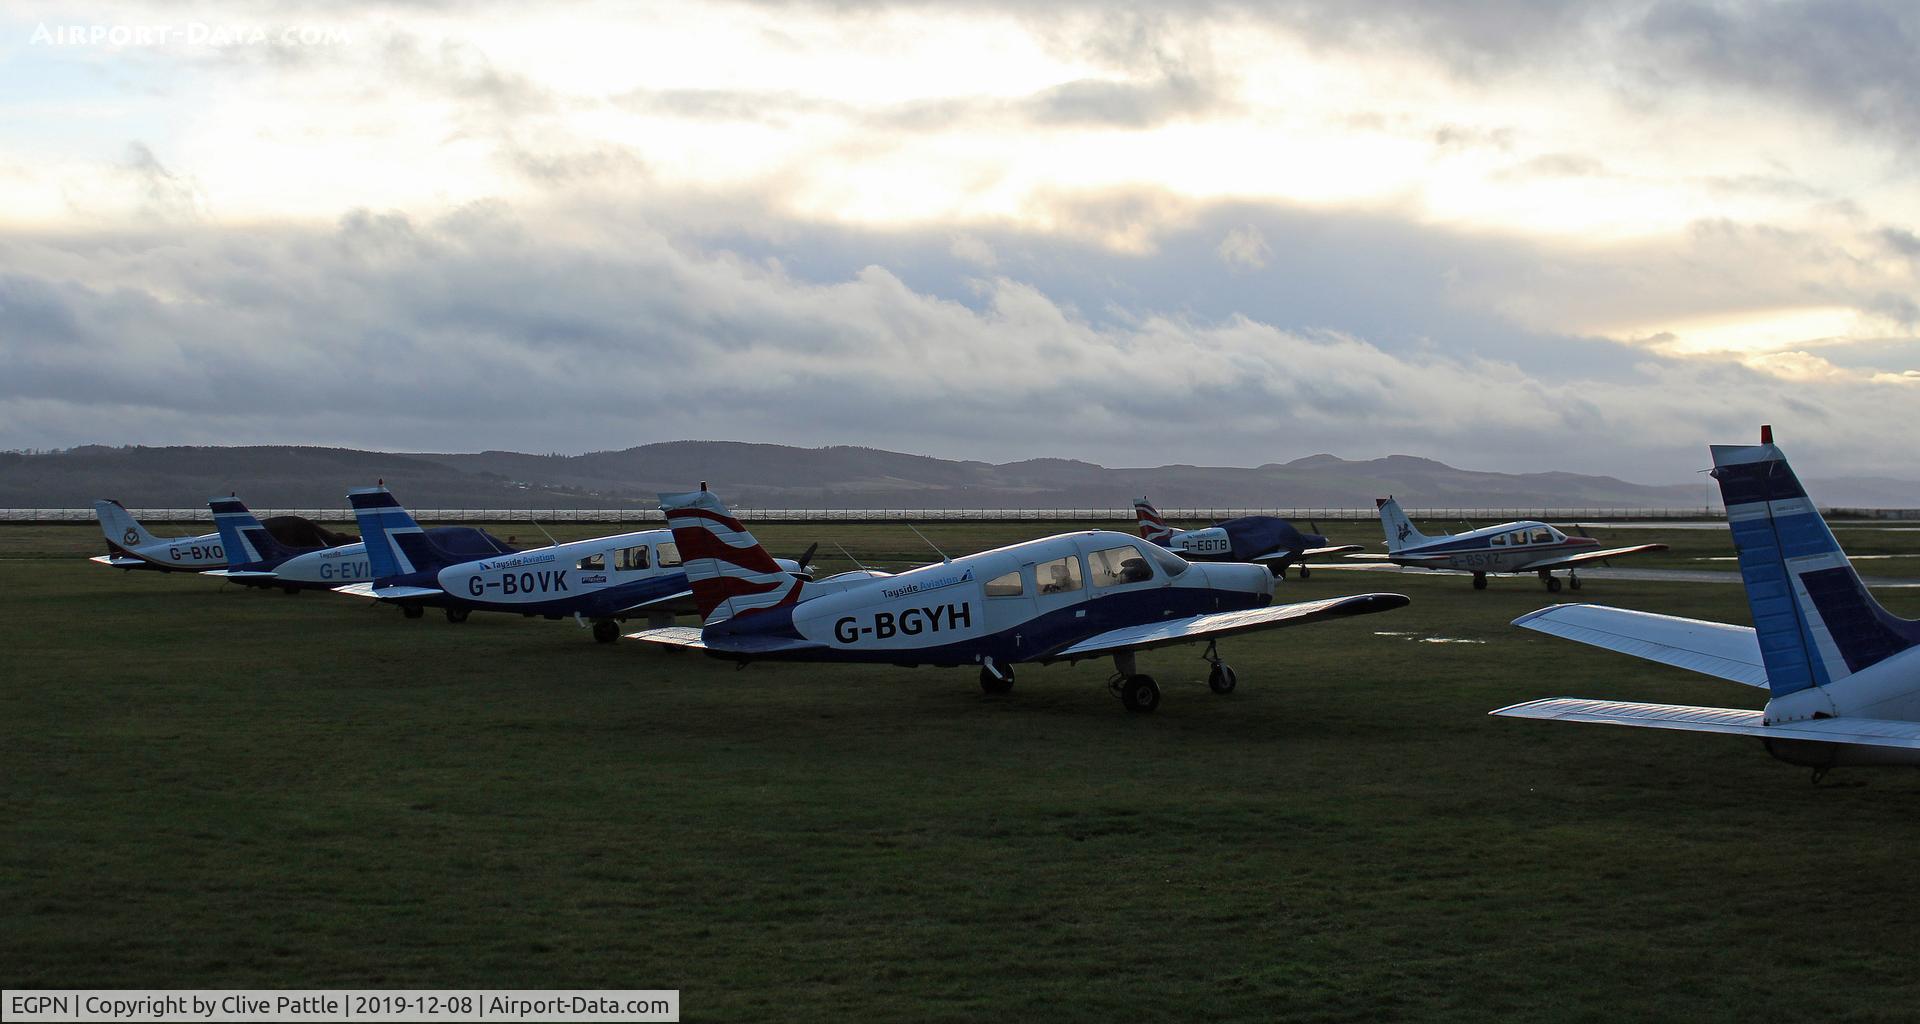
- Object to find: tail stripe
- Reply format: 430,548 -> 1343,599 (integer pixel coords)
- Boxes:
662,490 -> 801,624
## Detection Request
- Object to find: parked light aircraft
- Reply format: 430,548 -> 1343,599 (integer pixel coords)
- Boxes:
89,498 -> 226,572
1134,497 -> 1362,579
1493,427 -> 1920,780
627,487 -> 1410,712
337,485 -> 811,642
1356,497 -> 1665,591
201,495 -> 506,594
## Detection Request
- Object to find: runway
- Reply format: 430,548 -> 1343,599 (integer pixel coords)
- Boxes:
1306,561 -> 1920,588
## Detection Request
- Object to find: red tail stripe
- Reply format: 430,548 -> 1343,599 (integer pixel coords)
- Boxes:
666,506 -> 749,533
673,529 -> 783,574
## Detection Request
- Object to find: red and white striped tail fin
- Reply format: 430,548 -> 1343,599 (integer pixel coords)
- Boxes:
1134,496 -> 1174,543
660,488 -> 804,625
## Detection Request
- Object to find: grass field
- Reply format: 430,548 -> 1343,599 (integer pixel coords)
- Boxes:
5,521 -> 1919,1021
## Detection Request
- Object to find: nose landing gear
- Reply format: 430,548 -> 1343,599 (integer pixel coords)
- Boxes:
978,657 -> 1014,694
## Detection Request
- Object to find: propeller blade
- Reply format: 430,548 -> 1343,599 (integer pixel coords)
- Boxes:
798,542 -> 819,570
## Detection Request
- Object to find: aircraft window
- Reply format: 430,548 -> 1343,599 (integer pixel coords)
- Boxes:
1036,555 -> 1082,595
1509,531 -> 1530,546
1489,534 -> 1506,547
1090,545 -> 1153,587
1530,528 -> 1553,544
656,542 -> 683,567
616,545 -> 650,571
576,553 -> 605,571
985,571 -> 1024,597
1146,544 -> 1189,577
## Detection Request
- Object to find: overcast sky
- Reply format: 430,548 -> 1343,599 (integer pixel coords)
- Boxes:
2,1 -> 1915,482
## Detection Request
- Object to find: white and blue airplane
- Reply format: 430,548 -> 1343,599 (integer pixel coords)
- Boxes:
1494,427 -> 1920,780
628,487 -> 1411,712
200,494 -> 507,594
1356,497 -> 1665,591
1134,497 -> 1362,579
337,485 -> 811,642
89,498 -> 227,572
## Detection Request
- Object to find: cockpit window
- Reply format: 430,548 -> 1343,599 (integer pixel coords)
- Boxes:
616,545 -> 650,570
1090,545 -> 1154,587
1530,528 -> 1552,545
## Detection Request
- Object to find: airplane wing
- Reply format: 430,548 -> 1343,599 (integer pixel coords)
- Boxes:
200,569 -> 279,579
89,554 -> 147,568
1512,604 -> 1766,688
1344,552 -> 1447,564
1250,544 -> 1365,564
611,589 -> 694,615
1047,593 -> 1410,661
1517,543 -> 1667,572
332,582 -> 446,601
1491,698 -> 1920,750
622,625 -> 827,655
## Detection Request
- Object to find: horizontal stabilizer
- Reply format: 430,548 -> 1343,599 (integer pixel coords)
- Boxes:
1512,604 -> 1766,688
1519,543 -> 1667,572
1050,592 -> 1409,660
88,554 -> 146,568
332,582 -> 446,601
1491,697 -> 1920,750
624,626 -> 827,655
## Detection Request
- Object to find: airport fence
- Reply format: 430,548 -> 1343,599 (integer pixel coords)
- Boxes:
0,505 -> 1767,524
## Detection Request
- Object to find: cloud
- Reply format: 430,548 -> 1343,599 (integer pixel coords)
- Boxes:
1,199 -> 1915,479
1215,225 -> 1270,271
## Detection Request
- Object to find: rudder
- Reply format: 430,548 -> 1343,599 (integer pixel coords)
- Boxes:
94,499 -> 158,552
1134,497 -> 1175,544
660,488 -> 803,625
1375,496 -> 1428,554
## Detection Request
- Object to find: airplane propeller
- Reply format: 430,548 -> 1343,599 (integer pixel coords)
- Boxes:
794,542 -> 820,578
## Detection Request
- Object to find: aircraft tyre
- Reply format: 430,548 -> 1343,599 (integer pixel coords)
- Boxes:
1546,576 -> 1562,593
979,667 -> 1014,694
445,607 -> 470,623
1121,675 -> 1161,713
1207,663 -> 1237,694
1298,565 -> 1311,579
1570,574 -> 1583,591
401,603 -> 424,619
1472,572 -> 1488,590
593,619 -> 619,644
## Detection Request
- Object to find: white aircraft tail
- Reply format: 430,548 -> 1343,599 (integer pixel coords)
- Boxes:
1375,496 -> 1428,554
94,499 -> 160,552
660,487 -> 805,626
1711,428 -> 1920,699
1133,497 -> 1175,544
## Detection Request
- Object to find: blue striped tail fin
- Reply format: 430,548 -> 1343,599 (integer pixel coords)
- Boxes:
1711,435 -> 1920,697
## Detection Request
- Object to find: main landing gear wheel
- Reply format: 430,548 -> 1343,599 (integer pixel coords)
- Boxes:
1298,565 -> 1312,579
1545,575 -> 1563,593
1570,573 -> 1583,591
592,619 -> 620,644
1472,572 -> 1488,590
444,607 -> 470,623
978,666 -> 1014,694
1208,664 -> 1238,694
1120,675 -> 1161,713
401,604 -> 425,619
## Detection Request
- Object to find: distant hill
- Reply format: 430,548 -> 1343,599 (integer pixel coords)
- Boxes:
1,442 -> 1913,510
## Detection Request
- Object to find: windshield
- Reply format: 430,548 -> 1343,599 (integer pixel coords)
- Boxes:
1146,543 -> 1189,577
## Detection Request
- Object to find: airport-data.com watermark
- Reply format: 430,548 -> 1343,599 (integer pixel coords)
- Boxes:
29,22 -> 351,48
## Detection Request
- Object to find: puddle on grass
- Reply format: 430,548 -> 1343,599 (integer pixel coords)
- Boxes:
1374,630 -> 1486,644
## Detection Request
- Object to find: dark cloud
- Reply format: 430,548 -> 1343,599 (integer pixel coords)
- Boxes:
2,196 -> 1914,478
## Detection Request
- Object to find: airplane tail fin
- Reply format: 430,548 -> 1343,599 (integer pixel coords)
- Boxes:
93,499 -> 159,553
1711,427 -> 1919,698
208,496 -> 292,567
348,486 -> 442,581
660,487 -> 804,626
1375,496 -> 1428,554
1134,496 -> 1175,544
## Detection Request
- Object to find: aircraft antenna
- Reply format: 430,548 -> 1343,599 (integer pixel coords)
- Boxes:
904,521 -> 951,564
832,540 -> 872,573
529,517 -> 561,550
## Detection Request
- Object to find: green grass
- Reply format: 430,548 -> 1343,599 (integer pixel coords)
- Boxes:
4,523 -> 1919,1021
